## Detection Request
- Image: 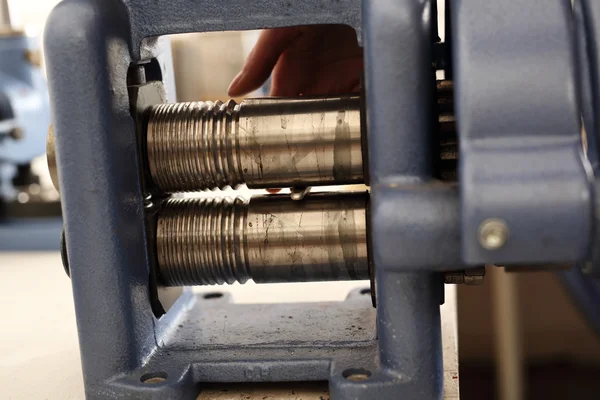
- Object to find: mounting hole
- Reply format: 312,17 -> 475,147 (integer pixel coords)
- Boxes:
140,371 -> 168,384
360,288 -> 371,295
343,368 -> 371,381
203,292 -> 224,300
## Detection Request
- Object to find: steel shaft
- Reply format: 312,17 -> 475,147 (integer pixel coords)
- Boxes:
156,192 -> 369,286
46,85 -> 457,194
146,96 -> 364,192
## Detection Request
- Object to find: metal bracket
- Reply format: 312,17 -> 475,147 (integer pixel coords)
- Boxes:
454,0 -> 593,265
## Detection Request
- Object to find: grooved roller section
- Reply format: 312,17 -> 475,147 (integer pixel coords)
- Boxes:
145,96 -> 365,192
156,193 -> 370,286
157,197 -> 250,286
146,100 -> 244,192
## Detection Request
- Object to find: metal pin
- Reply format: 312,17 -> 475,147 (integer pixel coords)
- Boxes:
290,186 -> 311,201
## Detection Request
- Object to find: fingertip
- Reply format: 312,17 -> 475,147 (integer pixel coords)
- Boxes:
230,28 -> 301,98
227,70 -> 246,97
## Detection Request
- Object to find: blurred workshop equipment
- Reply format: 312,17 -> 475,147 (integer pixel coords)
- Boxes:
0,0 -> 59,251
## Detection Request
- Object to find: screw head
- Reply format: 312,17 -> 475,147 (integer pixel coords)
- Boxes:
478,218 -> 509,250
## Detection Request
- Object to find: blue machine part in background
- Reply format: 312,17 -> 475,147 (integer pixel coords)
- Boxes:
0,30 -> 59,251
0,33 -> 50,164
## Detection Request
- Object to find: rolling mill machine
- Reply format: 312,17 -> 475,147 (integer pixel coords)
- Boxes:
43,0 -> 600,398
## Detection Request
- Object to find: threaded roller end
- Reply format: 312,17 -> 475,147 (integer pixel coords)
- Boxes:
146,101 -> 243,192
157,197 -> 250,286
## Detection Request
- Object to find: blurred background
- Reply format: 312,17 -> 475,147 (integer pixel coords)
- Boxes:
1,1 -> 599,399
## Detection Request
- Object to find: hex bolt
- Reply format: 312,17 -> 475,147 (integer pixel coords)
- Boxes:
478,218 -> 509,250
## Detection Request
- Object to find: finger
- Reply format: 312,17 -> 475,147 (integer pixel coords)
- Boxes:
228,28 -> 301,97
266,188 -> 282,194
301,58 -> 363,95
269,55 -> 308,97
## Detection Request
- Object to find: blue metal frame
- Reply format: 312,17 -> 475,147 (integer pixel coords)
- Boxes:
44,0 -> 444,398
578,0 -> 600,277
454,0 -> 592,265
43,0 -> 599,398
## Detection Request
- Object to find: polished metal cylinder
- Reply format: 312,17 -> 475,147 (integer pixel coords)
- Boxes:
146,96 -> 364,192
156,192 -> 369,286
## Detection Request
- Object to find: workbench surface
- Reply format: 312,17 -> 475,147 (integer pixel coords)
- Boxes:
0,252 -> 459,399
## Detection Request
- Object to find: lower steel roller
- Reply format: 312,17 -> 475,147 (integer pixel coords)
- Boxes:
156,192 -> 370,286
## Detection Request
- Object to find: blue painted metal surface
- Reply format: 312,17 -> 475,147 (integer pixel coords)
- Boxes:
44,0 -> 444,397
578,0 -> 600,278
454,0 -> 592,266
360,1 -> 443,398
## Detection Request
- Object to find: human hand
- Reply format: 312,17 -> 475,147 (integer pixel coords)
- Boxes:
228,25 -> 363,97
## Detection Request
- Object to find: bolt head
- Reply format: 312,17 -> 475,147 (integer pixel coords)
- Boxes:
478,218 -> 509,250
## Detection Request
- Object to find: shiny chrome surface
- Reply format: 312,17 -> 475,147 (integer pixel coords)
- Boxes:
156,192 -> 369,286
46,124 -> 59,192
146,96 -> 364,192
